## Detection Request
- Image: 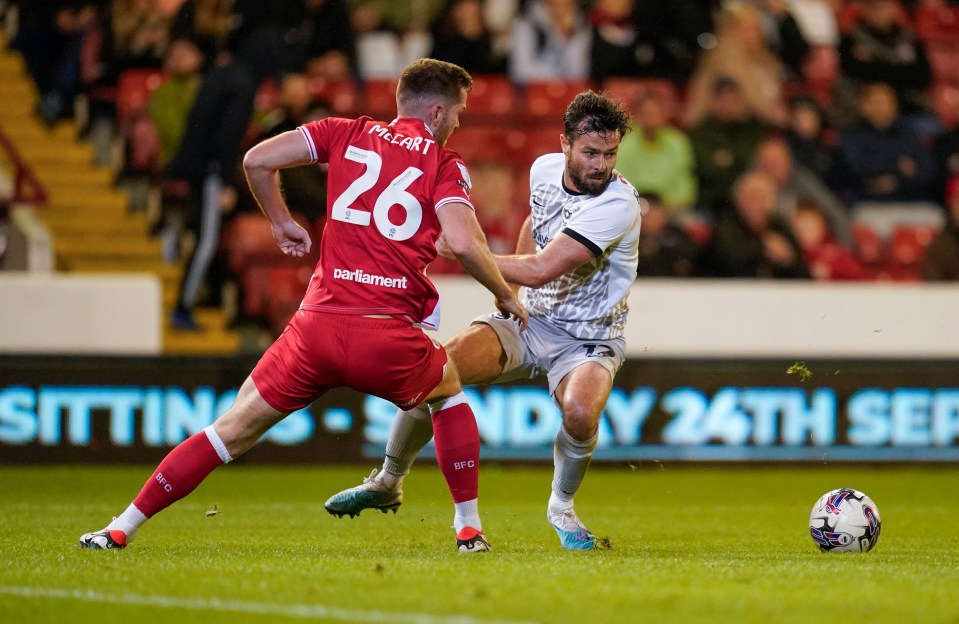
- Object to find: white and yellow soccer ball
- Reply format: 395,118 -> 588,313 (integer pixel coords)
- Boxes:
809,488 -> 881,553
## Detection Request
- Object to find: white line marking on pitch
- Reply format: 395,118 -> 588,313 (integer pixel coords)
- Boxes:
0,586 -> 539,624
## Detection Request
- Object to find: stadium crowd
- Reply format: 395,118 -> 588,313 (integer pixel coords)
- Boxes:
7,0 -> 959,332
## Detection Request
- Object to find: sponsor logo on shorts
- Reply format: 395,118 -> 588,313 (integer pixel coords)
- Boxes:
333,268 -> 408,289
398,391 -> 424,409
583,344 -> 615,358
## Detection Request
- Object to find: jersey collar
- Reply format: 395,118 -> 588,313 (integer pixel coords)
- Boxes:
389,118 -> 434,136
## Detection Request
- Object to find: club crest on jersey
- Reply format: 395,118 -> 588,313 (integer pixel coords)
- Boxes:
456,162 -> 472,195
562,202 -> 582,223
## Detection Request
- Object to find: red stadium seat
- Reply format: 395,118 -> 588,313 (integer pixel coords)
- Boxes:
238,262 -> 313,325
114,69 -> 165,174
265,265 -> 313,334
852,222 -> 885,265
914,3 -> 959,40
682,218 -> 714,246
310,77 -> 360,115
933,82 -> 959,130
254,78 -> 280,113
837,1 -> 911,33
447,126 -> 538,169
222,213 -> 283,274
887,224 -> 938,268
223,212 -> 317,323
601,78 -> 683,123
523,80 -> 594,120
801,45 -> 840,107
361,79 -> 399,119
446,127 -> 502,163
467,75 -> 517,118
524,128 -> 562,165
115,69 -> 165,126
926,39 -> 959,85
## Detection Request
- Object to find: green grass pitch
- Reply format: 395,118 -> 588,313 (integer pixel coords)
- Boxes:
1,464 -> 957,624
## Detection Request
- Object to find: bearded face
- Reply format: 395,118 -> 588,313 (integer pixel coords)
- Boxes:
562,130 -> 621,195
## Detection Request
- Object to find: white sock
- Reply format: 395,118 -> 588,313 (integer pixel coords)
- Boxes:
380,404 -> 434,491
550,426 -> 598,507
548,492 -> 574,513
106,503 -> 149,541
453,498 -> 482,532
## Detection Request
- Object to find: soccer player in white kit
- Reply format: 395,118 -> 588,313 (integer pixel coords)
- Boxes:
326,91 -> 641,550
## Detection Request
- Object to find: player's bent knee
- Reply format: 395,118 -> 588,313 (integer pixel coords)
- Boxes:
562,403 -> 601,440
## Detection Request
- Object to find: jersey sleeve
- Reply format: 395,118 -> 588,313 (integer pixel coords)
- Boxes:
297,117 -> 355,164
433,152 -> 475,212
563,183 -> 640,257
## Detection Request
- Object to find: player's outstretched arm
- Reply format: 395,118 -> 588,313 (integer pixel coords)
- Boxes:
438,202 -> 528,330
243,131 -> 314,257
497,232 -> 595,289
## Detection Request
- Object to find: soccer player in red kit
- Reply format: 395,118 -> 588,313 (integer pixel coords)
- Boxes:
79,59 -> 527,553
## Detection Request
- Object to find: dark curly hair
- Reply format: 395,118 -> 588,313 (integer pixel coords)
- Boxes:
563,91 -> 632,144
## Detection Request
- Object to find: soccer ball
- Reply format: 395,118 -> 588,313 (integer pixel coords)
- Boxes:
809,488 -> 881,553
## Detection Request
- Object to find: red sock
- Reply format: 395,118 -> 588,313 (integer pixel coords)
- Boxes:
133,429 -> 227,518
432,398 -> 479,503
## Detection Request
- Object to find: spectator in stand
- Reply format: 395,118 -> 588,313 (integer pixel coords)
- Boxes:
749,0 -> 813,79
587,0 -> 642,81
150,37 -> 204,168
508,0 -> 592,84
753,135 -> 852,246
350,2 -> 425,79
148,36 -> 206,263
615,92 -> 697,217
169,0 -> 233,61
631,0 -> 720,81
165,48 -> 257,330
700,170 -> 810,278
835,0 -> 934,130
922,176 -> 959,281
785,94 -> 840,189
111,0 -> 171,73
12,1 -> 67,95
17,2 -> 103,125
292,0 -> 355,81
482,0 -> 520,62
635,193 -> 702,278
791,201 -> 866,280
688,76 -> 767,216
248,74 -> 329,224
430,0 -> 507,74
224,0 -> 305,82
838,82 -> 936,204
780,0 -> 840,49
684,1 -> 788,128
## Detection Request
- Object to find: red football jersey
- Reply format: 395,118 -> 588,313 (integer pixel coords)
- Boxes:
296,116 -> 474,329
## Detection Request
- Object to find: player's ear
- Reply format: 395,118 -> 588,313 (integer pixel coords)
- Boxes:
560,133 -> 571,156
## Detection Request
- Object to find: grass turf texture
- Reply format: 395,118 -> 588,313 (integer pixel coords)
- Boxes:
1,465 -> 957,624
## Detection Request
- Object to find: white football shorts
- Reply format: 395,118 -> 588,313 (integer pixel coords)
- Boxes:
471,313 -> 626,397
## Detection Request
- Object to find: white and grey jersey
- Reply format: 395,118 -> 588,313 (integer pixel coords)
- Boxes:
523,153 -> 641,340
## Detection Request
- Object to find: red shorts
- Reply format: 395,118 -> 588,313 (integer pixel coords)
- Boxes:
251,310 -> 448,413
